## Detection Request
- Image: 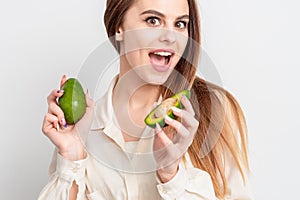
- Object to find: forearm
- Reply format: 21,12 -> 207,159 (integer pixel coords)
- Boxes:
69,181 -> 79,200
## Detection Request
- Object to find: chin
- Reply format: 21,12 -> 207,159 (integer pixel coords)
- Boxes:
138,73 -> 170,86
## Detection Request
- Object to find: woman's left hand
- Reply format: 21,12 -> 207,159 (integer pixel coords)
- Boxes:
153,94 -> 199,183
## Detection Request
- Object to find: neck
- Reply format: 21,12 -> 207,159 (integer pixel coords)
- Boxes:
112,69 -> 160,141
114,73 -> 160,102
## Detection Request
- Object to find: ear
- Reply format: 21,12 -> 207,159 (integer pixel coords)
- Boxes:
115,27 -> 124,41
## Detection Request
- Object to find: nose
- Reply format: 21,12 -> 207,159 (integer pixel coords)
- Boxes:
159,28 -> 176,44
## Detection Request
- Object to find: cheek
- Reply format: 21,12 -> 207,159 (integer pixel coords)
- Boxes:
125,51 -> 142,68
177,32 -> 189,56
123,29 -> 157,55
121,29 -> 189,68
122,29 -> 159,67
172,34 -> 189,66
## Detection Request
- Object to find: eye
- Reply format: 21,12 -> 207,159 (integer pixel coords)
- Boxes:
175,21 -> 188,30
145,17 -> 161,26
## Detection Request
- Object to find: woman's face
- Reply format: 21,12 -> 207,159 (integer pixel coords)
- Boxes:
118,0 -> 190,85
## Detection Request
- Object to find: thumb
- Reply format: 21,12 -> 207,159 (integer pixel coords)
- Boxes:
60,74 -> 67,89
153,123 -> 172,151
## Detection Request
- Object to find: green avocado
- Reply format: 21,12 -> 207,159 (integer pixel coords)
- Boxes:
58,78 -> 86,124
144,90 -> 191,128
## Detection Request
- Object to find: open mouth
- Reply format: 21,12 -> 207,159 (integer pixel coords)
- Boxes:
148,50 -> 175,66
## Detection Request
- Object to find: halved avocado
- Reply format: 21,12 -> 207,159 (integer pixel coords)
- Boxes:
58,78 -> 86,124
144,90 -> 191,128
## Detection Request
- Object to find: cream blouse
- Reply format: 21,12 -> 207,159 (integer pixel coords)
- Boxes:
38,77 -> 253,200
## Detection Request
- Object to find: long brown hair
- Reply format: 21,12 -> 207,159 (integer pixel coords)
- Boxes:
104,0 -> 249,198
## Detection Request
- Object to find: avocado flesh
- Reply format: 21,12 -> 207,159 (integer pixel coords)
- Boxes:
144,90 -> 190,128
58,78 -> 86,124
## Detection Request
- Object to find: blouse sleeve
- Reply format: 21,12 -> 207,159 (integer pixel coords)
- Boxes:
156,160 -> 216,200
38,149 -> 88,200
156,152 -> 253,200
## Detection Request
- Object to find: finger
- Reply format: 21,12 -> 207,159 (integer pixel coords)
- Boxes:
42,113 -> 62,145
47,89 -> 64,105
42,113 -> 59,133
164,115 -> 194,145
161,125 -> 176,141
181,94 -> 195,116
154,123 -> 182,169
154,123 -> 173,148
48,102 -> 66,127
164,115 -> 187,134
60,74 -> 67,89
171,106 -> 199,129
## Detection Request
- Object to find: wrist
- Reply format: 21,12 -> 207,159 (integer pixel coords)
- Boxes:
157,165 -> 179,183
59,150 -> 87,161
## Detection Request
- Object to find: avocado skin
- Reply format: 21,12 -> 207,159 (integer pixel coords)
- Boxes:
144,90 -> 191,128
58,78 -> 86,124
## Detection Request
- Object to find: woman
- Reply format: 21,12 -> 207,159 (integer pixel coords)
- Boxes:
39,0 -> 252,199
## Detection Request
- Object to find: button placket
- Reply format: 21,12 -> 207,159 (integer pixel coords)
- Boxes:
72,164 -> 81,173
123,173 -> 139,199
162,188 -> 168,194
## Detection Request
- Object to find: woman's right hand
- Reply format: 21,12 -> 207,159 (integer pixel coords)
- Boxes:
42,75 -> 95,161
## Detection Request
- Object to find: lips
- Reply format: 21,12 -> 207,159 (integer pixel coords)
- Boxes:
148,49 -> 175,72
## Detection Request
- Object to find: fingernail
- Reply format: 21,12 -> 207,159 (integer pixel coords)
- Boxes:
155,123 -> 162,133
171,106 -> 181,114
181,94 -> 187,101
61,118 -> 67,128
165,115 -> 173,123
57,90 -> 64,93
86,89 -> 90,98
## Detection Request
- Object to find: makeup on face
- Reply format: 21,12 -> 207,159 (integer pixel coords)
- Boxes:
119,0 -> 189,84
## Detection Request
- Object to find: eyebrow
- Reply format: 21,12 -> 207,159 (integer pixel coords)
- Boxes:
140,10 -> 189,20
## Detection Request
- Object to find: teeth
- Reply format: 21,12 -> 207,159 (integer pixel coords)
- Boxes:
153,52 -> 172,56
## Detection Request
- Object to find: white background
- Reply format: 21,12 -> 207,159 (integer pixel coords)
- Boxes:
0,0 -> 299,199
